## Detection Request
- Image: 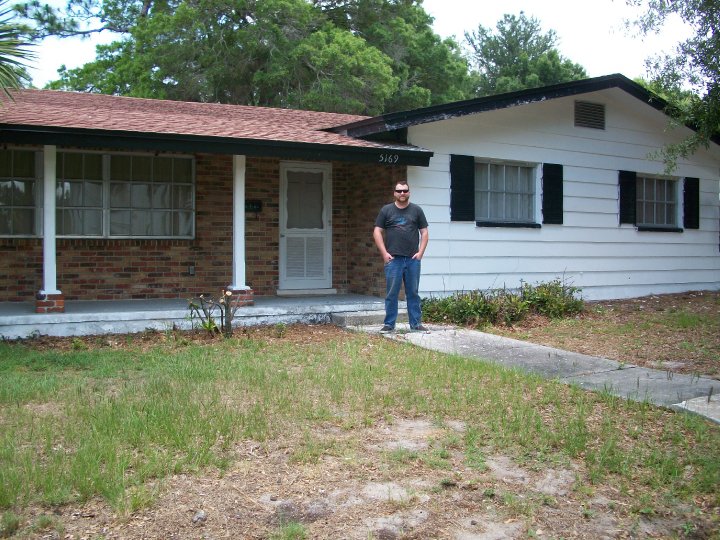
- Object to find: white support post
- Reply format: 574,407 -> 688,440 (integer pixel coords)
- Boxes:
230,154 -> 249,291
40,145 -> 61,296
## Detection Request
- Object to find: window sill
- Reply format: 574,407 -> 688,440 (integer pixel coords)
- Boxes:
636,226 -> 683,233
476,221 -> 541,229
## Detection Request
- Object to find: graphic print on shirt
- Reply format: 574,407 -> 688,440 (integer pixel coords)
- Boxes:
390,216 -> 410,231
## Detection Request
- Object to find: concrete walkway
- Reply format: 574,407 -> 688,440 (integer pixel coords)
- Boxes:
354,322 -> 720,425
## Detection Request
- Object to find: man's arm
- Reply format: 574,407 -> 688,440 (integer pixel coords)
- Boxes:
413,227 -> 429,260
373,226 -> 393,263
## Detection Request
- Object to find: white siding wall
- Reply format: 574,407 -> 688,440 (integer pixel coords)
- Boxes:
408,88 -> 720,300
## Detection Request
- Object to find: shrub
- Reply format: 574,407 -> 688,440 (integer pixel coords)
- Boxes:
422,279 -> 583,328
521,279 -> 584,319
188,289 -> 245,337
422,289 -> 499,327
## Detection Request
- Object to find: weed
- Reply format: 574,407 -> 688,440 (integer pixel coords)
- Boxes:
421,447 -> 452,469
274,323 -> 287,338
31,514 -> 63,536
464,427 -> 488,471
581,506 -> 595,519
501,492 -> 536,517
0,512 -> 20,538
269,521 -> 307,540
289,432 -> 335,464
387,447 -> 419,465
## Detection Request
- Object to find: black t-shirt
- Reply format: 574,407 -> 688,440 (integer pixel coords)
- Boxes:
375,202 -> 428,257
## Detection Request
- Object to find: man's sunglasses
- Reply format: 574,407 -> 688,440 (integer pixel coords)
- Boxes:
395,189 -> 409,193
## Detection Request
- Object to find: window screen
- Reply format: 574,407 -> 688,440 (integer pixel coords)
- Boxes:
636,176 -> 677,227
475,161 -> 535,223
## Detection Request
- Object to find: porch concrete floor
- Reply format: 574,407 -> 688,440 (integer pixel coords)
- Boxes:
0,294 -> 392,339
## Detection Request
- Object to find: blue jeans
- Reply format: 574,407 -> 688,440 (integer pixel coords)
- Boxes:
384,256 -> 422,328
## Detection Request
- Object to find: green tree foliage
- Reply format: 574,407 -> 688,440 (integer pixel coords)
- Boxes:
465,12 -> 587,96
0,0 -> 34,97
317,0 -> 472,110
628,0 -> 719,170
19,0 -> 473,114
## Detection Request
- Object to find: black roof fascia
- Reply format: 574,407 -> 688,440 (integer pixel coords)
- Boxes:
0,125 -> 433,167
333,74 -> 670,138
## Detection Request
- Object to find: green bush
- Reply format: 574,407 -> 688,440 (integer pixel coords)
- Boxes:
422,289 -> 499,327
422,279 -> 583,328
521,279 -> 584,319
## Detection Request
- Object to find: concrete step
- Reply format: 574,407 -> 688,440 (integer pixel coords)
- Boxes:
0,295 -> 387,339
332,309 -> 407,327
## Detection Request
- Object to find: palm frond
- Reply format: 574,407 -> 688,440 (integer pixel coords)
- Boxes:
0,0 -> 35,99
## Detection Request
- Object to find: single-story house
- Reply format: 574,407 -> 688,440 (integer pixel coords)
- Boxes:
1,73 -> 718,314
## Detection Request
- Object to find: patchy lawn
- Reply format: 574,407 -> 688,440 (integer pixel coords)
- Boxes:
1,293 -> 719,539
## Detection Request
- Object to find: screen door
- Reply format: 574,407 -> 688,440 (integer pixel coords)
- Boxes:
279,163 -> 332,290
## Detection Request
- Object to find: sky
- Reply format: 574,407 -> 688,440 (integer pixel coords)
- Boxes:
25,0 -> 692,88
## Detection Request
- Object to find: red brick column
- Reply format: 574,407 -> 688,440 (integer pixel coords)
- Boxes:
36,292 -> 65,313
231,288 -> 254,306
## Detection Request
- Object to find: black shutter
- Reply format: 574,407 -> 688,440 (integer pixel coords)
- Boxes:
619,170 -> 637,225
542,163 -> 563,224
450,154 -> 475,221
683,177 -> 700,229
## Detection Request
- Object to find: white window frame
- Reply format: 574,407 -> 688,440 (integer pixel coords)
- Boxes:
474,159 -> 540,224
636,175 -> 680,228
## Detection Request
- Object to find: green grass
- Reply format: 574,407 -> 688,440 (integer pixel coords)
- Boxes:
0,330 -> 718,521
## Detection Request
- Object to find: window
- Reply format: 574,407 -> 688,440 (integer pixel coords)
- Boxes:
0,149 -> 39,236
57,153 -> 104,236
475,161 -> 535,223
636,175 -> 677,227
450,155 -> 563,227
0,150 -> 195,239
108,155 -> 194,237
619,170 -> 699,231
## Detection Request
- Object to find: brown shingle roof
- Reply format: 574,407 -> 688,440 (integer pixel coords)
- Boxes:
0,89 -> 431,164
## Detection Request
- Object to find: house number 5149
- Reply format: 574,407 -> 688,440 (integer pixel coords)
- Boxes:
378,154 -> 400,164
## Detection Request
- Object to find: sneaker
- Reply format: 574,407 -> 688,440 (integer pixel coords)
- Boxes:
411,324 -> 430,333
379,325 -> 395,333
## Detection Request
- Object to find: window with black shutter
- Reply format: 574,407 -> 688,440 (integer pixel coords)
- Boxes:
450,154 -> 552,228
618,170 -> 698,232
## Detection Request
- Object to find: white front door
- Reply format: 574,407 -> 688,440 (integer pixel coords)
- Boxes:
279,162 -> 332,290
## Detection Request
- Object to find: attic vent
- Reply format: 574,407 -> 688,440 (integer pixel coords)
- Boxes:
574,101 -> 606,130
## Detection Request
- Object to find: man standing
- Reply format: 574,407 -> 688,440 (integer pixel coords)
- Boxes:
373,180 -> 429,333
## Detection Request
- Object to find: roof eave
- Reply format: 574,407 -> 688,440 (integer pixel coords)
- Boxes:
333,74 -> 670,137
0,125 -> 433,166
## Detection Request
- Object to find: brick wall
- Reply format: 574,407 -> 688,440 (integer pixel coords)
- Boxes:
0,152 -> 407,302
0,239 -> 42,302
245,157 -> 279,295
345,164 -> 407,298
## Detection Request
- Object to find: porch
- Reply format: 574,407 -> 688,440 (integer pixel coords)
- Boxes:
0,294 -> 398,339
